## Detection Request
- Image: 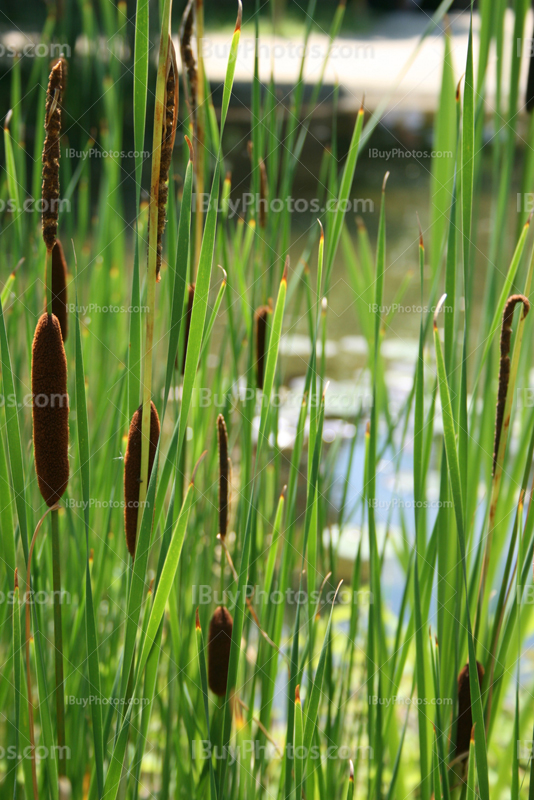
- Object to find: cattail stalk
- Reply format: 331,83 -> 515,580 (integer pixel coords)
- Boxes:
51,239 -> 68,341
139,9 -> 172,519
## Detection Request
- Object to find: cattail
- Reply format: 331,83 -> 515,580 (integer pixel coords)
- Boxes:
42,59 -> 64,251
51,239 -> 68,341
31,313 -> 69,506
182,283 -> 195,374
493,294 -> 529,474
255,305 -> 271,390
180,0 -> 197,125
258,158 -> 268,229
455,661 -> 484,757
208,605 -> 233,696
124,401 -> 160,557
527,16 -> 534,112
217,414 -> 230,540
155,38 -> 179,282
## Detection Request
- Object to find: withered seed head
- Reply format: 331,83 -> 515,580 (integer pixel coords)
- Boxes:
208,605 -> 233,696
182,283 -> 195,375
51,239 -> 68,341
455,661 -> 484,757
255,305 -> 271,391
124,401 -> 160,557
32,313 -> 69,506
155,38 -> 179,282
217,414 -> 230,539
180,0 -> 197,127
42,59 -> 64,251
493,294 -> 530,474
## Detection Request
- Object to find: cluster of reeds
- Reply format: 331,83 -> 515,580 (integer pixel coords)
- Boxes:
5,1 -> 534,799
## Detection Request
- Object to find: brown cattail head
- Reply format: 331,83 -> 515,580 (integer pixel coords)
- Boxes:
124,401 -> 160,557
255,305 -> 271,390
180,0 -> 197,126
217,414 -> 230,539
181,283 -> 195,374
455,661 -> 484,757
42,59 -> 64,251
154,38 -> 179,282
31,313 -> 69,506
51,239 -> 68,341
493,294 -> 530,474
208,605 -> 233,696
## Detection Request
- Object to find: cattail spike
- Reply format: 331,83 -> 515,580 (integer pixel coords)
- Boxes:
32,313 -> 69,506
259,158 -> 268,229
154,38 -> 179,282
255,305 -> 271,390
51,239 -> 68,341
208,605 -> 233,696
493,294 -> 530,474
527,15 -> 534,112
217,414 -> 230,540
124,401 -> 160,557
42,59 -> 64,251
180,0 -> 197,126
455,661 -> 484,757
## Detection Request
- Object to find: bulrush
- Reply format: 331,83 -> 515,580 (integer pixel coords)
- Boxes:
155,39 -> 178,282
208,605 -> 233,696
124,401 -> 160,557
258,157 -> 268,229
255,305 -> 271,390
527,17 -> 534,112
217,414 -> 230,540
42,59 -> 64,251
31,313 -> 69,505
455,661 -> 484,757
51,239 -> 68,341
493,294 -> 529,474
180,0 -> 197,124
182,283 -> 195,374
